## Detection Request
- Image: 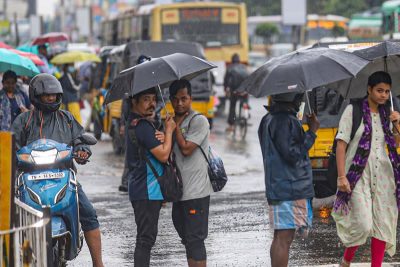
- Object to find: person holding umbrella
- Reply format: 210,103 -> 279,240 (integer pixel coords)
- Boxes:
169,79 -> 213,267
37,44 -> 57,75
258,92 -> 319,267
333,71 -> 400,267
125,87 -> 176,266
59,63 -> 82,124
0,70 -> 32,131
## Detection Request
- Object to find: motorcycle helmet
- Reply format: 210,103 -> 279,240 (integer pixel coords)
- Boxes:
29,73 -> 63,113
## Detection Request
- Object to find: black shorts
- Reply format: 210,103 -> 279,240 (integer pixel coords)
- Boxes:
172,196 -> 210,261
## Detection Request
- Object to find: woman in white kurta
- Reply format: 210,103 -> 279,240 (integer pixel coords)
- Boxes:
332,71 -> 400,267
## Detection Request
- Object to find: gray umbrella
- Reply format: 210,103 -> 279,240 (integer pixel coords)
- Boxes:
238,47 -> 369,98
327,41 -> 400,99
104,53 -> 216,104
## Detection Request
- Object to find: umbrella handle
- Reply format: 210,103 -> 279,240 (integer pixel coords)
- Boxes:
305,91 -> 313,114
390,91 -> 394,112
158,85 -> 170,117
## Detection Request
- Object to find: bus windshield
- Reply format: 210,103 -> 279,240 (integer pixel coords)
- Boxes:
161,8 -> 240,47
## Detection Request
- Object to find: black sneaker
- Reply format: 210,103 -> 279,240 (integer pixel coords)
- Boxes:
118,185 -> 128,192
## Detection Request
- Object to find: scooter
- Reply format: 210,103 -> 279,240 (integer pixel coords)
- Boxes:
15,134 -> 97,267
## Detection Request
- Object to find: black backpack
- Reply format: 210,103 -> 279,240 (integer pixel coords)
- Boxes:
227,64 -> 249,91
318,98 -> 393,198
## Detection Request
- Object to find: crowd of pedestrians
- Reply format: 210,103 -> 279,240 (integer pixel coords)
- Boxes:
4,43 -> 400,267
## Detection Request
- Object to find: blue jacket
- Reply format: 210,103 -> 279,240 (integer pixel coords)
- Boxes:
258,105 -> 316,203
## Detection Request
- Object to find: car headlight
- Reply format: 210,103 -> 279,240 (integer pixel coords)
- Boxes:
31,149 -> 58,165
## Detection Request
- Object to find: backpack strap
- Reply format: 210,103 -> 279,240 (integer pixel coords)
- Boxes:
186,113 -> 211,164
129,117 -> 160,170
187,113 -> 203,132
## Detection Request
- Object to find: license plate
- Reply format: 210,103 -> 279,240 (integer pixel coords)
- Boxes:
27,172 -> 65,180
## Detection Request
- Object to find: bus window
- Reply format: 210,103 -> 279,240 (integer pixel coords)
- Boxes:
161,8 -> 240,47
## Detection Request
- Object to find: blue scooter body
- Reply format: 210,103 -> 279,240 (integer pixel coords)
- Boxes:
16,139 -> 82,260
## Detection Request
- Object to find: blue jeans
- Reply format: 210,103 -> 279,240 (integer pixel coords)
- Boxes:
78,184 -> 99,232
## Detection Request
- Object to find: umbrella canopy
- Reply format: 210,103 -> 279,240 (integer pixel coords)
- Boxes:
50,51 -> 101,65
31,32 -> 69,45
327,41 -> 400,98
16,43 -> 39,54
238,47 -> 370,98
0,41 -> 12,49
9,49 -> 44,66
105,53 -> 216,104
0,48 -> 40,77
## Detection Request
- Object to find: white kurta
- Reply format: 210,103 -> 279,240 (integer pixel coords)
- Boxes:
332,105 -> 398,256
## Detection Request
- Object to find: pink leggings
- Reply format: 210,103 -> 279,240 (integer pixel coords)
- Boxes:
343,237 -> 386,267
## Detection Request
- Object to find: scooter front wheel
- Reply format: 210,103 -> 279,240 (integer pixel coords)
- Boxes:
53,237 -> 67,267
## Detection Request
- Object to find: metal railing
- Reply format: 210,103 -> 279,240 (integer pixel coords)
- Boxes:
0,199 -> 52,267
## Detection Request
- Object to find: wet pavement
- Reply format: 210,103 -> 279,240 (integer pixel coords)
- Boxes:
70,98 -> 400,266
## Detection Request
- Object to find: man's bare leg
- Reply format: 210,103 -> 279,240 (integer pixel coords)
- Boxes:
270,229 -> 295,267
188,258 -> 206,267
84,228 -> 105,267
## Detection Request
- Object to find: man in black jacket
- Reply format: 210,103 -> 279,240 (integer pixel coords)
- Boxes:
12,74 -> 104,267
258,92 -> 319,267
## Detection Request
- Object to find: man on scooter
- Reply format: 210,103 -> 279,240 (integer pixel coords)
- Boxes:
11,73 -> 105,267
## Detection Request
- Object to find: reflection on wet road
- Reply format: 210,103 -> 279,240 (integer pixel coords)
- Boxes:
70,97 -> 400,266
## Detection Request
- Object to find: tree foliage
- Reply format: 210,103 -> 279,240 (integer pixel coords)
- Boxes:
255,23 -> 280,43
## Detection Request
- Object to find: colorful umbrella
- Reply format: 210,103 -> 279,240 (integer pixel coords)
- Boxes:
50,51 -> 101,65
0,48 -> 40,77
31,32 -> 69,45
8,49 -> 44,66
0,41 -> 12,49
16,43 -> 39,55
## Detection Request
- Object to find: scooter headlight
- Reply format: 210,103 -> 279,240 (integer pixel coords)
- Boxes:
31,149 -> 58,165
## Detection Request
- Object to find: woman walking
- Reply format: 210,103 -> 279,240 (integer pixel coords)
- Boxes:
332,71 -> 400,267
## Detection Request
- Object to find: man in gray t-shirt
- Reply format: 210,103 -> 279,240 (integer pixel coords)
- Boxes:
169,79 -> 213,267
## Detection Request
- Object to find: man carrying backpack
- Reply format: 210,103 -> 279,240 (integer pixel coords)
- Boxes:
125,87 -> 176,266
258,92 -> 320,267
169,79 -> 213,267
223,53 -> 249,132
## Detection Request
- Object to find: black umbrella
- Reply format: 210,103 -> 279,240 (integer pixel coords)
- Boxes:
327,41 -> 400,99
238,47 -> 369,98
104,53 -> 216,104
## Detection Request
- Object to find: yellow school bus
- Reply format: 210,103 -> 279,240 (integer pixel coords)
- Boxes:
101,2 -> 249,119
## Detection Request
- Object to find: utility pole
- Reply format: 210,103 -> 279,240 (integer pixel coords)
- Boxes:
3,0 -> 7,19
14,12 -> 19,46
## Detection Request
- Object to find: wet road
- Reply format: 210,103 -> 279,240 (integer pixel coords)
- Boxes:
70,98 -> 400,266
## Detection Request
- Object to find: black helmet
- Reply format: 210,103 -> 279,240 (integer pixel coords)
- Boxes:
271,92 -> 304,103
29,73 -> 63,112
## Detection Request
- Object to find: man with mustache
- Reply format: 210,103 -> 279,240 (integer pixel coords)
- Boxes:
125,87 -> 176,266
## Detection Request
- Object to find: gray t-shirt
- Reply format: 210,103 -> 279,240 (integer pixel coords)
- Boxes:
173,111 -> 213,201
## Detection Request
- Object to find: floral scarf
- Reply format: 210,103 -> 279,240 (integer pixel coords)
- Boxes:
334,98 -> 400,214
